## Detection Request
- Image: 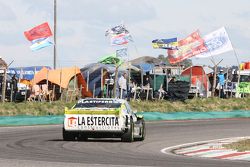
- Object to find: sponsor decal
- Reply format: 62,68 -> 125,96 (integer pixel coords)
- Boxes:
78,99 -> 120,104
78,116 -> 119,126
66,115 -> 121,130
67,117 -> 77,128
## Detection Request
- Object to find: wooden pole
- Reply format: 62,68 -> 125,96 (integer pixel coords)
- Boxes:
141,67 -> 143,87
46,69 -> 49,89
86,71 -> 89,92
101,68 -> 103,97
1,68 -> 7,102
225,67 -> 229,98
72,66 -> 77,101
211,59 -> 223,97
133,83 -> 137,100
113,66 -> 118,98
190,66 -> 193,91
10,84 -> 13,102
34,67 -> 36,86
93,83 -> 96,98
79,84 -> 82,99
201,69 -> 204,97
166,68 -> 169,92
146,84 -> 149,101
73,66 -> 76,91
24,85 -> 27,102
153,70 -> 156,91
59,68 -> 62,93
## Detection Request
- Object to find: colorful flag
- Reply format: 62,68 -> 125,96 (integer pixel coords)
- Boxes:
24,22 -> 53,51
111,33 -> 130,46
152,38 -> 178,49
24,22 -> 52,41
106,23 -> 133,46
168,30 -> 207,64
196,27 -> 233,58
30,38 -> 53,51
105,23 -> 129,36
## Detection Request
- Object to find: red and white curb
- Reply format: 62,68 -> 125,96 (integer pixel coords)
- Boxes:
161,137 -> 250,161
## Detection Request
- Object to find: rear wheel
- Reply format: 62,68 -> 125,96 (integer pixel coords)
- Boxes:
137,119 -> 145,141
62,128 -> 76,141
121,118 -> 134,142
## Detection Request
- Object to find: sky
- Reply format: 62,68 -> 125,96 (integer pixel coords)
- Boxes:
0,0 -> 250,68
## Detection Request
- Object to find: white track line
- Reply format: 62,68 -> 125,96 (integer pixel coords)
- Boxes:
160,136 -> 250,156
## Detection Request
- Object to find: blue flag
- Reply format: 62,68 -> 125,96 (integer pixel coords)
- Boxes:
30,37 -> 53,51
152,38 -> 178,49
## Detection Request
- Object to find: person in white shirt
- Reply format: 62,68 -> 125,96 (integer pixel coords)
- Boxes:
118,72 -> 127,99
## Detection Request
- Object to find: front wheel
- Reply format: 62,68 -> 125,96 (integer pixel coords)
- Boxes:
137,119 -> 145,141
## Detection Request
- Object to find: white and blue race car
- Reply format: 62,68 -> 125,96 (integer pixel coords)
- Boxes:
63,98 -> 145,142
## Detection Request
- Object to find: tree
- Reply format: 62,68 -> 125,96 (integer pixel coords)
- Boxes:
157,54 -> 171,65
182,59 -> 192,68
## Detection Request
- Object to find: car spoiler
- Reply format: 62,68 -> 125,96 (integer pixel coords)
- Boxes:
64,107 -> 120,115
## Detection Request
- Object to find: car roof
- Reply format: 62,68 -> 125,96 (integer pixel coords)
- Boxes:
77,98 -> 126,104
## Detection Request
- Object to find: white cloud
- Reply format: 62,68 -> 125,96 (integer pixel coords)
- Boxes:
0,2 -> 16,20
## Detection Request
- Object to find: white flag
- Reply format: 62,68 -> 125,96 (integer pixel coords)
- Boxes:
116,47 -> 128,58
196,27 -> 233,58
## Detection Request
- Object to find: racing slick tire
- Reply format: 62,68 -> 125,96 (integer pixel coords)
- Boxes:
121,118 -> 134,142
63,128 -> 76,141
137,119 -> 146,141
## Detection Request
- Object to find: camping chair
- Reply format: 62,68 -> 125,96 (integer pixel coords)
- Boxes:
28,84 -> 42,101
158,84 -> 166,100
131,83 -> 141,100
41,84 -> 54,102
141,84 -> 153,100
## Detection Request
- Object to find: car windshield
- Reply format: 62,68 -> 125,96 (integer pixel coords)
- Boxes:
74,100 -> 122,109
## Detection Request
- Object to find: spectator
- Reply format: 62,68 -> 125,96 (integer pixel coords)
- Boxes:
118,72 -> 127,99
169,76 -> 176,83
217,69 -> 225,98
143,72 -> 152,87
11,74 -> 18,102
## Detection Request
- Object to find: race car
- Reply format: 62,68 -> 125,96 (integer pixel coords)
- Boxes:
63,98 -> 145,142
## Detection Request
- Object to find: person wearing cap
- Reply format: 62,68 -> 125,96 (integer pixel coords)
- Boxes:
218,69 -> 225,98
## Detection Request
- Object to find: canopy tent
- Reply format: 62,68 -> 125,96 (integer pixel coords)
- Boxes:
181,66 -> 210,97
120,62 -> 140,72
81,63 -> 118,97
33,67 -> 92,97
130,56 -> 161,65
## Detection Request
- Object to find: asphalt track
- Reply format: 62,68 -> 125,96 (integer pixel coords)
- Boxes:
0,119 -> 250,167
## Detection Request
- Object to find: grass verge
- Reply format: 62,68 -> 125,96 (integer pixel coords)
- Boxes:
0,97 -> 249,116
223,139 -> 250,152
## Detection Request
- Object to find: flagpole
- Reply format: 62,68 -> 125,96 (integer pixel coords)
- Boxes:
53,0 -> 57,69
224,27 -> 241,94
